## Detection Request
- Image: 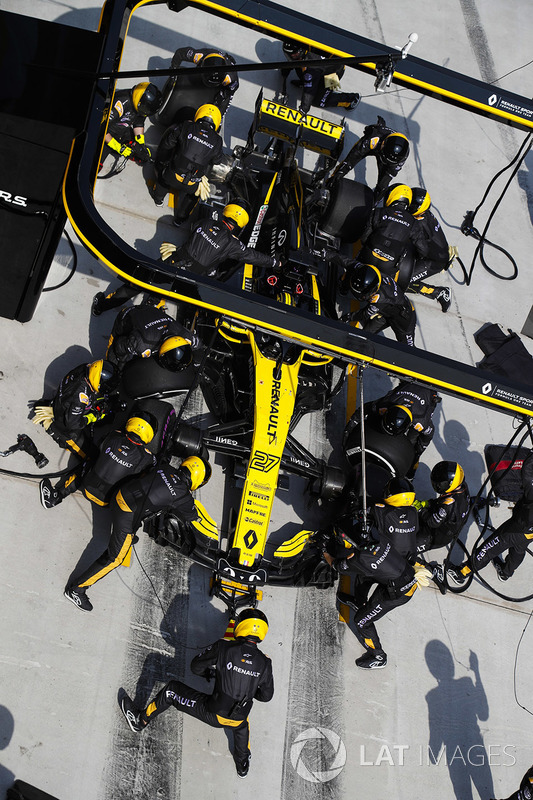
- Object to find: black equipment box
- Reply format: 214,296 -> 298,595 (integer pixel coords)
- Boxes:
484,444 -> 530,502
6,779 -> 60,800
0,11 -> 101,321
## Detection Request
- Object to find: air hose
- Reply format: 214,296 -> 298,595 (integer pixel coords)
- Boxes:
443,418 -> 533,602
458,132 -> 532,285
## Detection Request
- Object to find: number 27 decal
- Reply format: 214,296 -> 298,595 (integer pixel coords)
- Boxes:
250,451 -> 280,472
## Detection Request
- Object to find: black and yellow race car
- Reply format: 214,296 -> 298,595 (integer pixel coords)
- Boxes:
119,93 -> 374,606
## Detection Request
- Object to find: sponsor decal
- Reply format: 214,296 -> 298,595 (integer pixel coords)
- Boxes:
231,664 -> 260,677
248,203 -> 269,248
166,690 -> 196,708
104,447 -> 133,468
486,94 -> 533,119
244,517 -> 263,526
267,379 -> 282,444
357,604 -> 383,626
251,480 -> 270,492
0,190 -> 28,207
158,469 -> 176,497
243,529 -> 259,549
214,436 -> 238,446
481,382 -> 533,409
370,542 -> 391,569
288,457 -> 310,468
261,101 -> 343,139
246,501 -> 268,510
249,490 -> 270,501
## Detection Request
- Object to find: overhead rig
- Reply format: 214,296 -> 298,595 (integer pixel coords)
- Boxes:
62,0 -> 533,420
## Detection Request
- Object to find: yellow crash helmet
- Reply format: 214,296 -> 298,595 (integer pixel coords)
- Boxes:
234,608 -> 269,642
430,461 -> 464,494
199,52 -> 229,88
158,336 -> 192,372
383,477 -> 416,507
179,456 -> 211,490
381,404 -> 413,436
380,132 -> 410,166
194,103 -> 222,132
349,263 -> 381,301
222,200 -> 250,230
125,412 -> 156,444
409,187 -> 431,217
385,183 -> 412,208
132,82 -> 162,115
87,359 -> 116,392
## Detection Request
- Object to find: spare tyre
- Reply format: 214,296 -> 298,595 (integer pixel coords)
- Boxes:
319,178 -> 374,242
344,418 -> 415,490
130,397 -> 178,455
396,244 -> 415,290
121,356 -> 196,400
155,72 -> 218,127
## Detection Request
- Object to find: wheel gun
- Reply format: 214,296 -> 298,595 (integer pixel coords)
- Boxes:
0,434 -> 49,469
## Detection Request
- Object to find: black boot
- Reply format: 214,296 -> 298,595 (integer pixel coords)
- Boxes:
39,478 -> 61,509
235,754 -> 250,778
356,650 -> 387,670
64,586 -> 93,612
91,292 -> 106,317
120,694 -> 147,732
408,282 -> 451,312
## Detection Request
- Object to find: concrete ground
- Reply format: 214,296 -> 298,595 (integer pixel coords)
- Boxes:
1,0 -> 533,798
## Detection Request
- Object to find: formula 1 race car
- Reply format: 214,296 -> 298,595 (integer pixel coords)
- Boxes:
131,92 -> 373,603
114,94 -> 380,607
121,254 -> 349,609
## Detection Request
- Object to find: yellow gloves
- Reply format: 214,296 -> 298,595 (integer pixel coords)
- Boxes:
32,405 -> 54,431
107,137 -> 132,158
413,563 -> 433,589
413,499 -> 429,511
324,72 -> 342,91
160,242 -> 177,261
448,245 -> 459,263
195,174 -> 211,201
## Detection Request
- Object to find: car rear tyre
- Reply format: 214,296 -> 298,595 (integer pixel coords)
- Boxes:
319,178 -> 374,242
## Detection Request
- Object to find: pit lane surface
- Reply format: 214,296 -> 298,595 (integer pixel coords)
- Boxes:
1,1 -> 533,799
